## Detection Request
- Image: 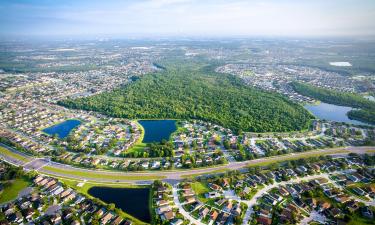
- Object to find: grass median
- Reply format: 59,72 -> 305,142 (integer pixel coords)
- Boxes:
0,146 -> 30,163
246,149 -> 350,168
180,168 -> 230,178
41,166 -> 166,181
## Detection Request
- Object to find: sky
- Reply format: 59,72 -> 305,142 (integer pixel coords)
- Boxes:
1,0 -> 375,38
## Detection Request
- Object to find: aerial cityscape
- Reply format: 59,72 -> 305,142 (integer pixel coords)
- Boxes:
0,0 -> 375,225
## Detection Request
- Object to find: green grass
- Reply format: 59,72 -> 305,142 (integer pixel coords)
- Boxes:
180,168 -> 230,178
124,120 -> 147,155
41,166 -> 166,180
0,146 -> 30,162
244,186 -> 262,200
126,143 -> 147,155
347,211 -> 375,225
59,178 -> 143,194
0,178 -> 30,203
191,182 -> 210,203
246,149 -> 350,168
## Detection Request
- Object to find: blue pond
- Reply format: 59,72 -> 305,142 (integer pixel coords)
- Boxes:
88,187 -> 151,223
138,120 -> 177,143
304,102 -> 371,126
42,119 -> 81,138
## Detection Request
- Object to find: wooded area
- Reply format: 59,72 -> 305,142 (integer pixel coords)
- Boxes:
59,63 -> 313,132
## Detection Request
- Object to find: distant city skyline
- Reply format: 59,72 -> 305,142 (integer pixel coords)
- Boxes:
1,0 -> 375,38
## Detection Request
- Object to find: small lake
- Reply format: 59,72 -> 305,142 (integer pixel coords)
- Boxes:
88,187 -> 150,223
42,119 -> 81,138
139,120 -> 177,143
304,102 -> 370,126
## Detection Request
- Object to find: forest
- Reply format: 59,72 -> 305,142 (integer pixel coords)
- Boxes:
292,82 -> 375,125
348,109 -> 375,124
59,62 -> 313,133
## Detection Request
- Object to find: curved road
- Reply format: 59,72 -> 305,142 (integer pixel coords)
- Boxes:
0,143 -> 374,184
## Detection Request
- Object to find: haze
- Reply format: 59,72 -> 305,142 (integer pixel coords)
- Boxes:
1,0 -> 375,38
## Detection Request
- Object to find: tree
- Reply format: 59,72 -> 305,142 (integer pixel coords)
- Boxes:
108,203 -> 115,211
223,140 -> 230,150
58,63 -> 313,133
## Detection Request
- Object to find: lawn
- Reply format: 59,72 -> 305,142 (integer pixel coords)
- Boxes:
41,166 -> 166,180
126,143 -> 147,155
191,182 -> 210,203
0,146 -> 30,163
347,211 -> 375,225
0,178 -> 31,203
59,178 -> 143,194
124,120 -> 147,155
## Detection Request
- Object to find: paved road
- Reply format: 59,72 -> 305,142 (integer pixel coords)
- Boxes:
0,143 -> 374,184
172,185 -> 204,225
241,173 -> 333,225
242,170 -> 375,225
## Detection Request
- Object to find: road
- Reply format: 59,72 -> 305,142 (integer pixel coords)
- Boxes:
172,184 -> 204,225
241,170 -> 375,225
0,143 -> 374,184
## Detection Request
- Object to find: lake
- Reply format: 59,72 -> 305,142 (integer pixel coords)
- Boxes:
88,187 -> 151,223
138,120 -> 177,143
304,102 -> 370,126
42,119 -> 81,138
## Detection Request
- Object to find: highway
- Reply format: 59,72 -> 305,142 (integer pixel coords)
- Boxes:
0,143 -> 374,184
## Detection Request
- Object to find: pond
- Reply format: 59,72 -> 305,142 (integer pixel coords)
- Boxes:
138,120 -> 177,143
304,102 -> 370,126
88,187 -> 151,223
42,119 -> 81,139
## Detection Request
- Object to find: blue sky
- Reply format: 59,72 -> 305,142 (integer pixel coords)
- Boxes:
1,0 -> 375,38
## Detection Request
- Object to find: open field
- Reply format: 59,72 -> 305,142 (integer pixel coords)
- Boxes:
126,143 -> 147,155
0,178 -> 31,203
191,181 -> 210,203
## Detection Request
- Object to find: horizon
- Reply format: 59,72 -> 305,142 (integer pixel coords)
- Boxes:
1,0 -> 375,39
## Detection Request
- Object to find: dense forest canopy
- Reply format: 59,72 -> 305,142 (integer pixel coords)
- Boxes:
292,81 -> 375,125
348,110 -> 375,124
59,62 -> 313,132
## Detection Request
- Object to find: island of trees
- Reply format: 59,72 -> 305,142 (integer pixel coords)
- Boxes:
59,62 -> 313,133
292,82 -> 375,124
